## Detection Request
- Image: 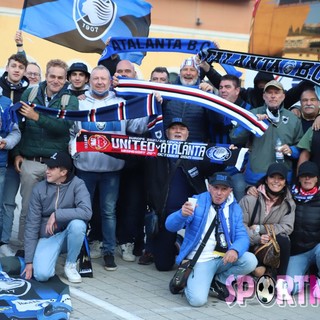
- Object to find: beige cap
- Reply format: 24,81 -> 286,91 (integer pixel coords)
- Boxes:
264,80 -> 284,92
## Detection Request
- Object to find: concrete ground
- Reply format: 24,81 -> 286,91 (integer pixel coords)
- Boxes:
6,195 -> 319,320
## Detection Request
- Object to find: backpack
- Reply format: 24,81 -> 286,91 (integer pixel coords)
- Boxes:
28,86 -> 70,110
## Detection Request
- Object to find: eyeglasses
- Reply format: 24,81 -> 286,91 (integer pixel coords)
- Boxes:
301,98 -> 319,103
26,72 -> 40,77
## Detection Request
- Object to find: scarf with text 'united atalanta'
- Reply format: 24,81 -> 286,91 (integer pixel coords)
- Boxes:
198,48 -> 320,86
71,129 -> 248,171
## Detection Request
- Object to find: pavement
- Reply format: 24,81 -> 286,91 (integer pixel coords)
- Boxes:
6,195 -> 320,320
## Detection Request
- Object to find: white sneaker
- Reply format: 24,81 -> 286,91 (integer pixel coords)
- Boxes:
89,241 -> 102,259
64,262 -> 82,283
0,244 -> 16,257
118,243 -> 136,262
276,279 -> 292,302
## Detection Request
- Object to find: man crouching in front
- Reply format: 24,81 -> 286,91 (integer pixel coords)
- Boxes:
166,172 -> 257,307
22,151 -> 92,283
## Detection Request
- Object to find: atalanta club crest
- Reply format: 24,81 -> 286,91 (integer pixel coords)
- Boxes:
73,0 -> 117,41
206,146 -> 232,162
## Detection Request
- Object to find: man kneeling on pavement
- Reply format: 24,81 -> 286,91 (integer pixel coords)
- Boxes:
166,172 -> 257,307
22,151 -> 92,283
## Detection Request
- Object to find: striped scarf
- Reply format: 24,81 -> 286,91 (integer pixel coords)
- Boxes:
199,48 -> 320,85
115,78 -> 268,137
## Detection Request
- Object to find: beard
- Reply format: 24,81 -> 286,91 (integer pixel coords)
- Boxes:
180,76 -> 197,86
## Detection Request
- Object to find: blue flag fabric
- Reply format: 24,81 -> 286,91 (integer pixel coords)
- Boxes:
19,0 -> 152,64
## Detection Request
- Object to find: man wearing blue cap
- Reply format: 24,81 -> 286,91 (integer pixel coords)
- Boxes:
166,171 -> 257,306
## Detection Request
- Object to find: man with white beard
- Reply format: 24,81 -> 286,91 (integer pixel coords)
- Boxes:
163,57 -> 223,143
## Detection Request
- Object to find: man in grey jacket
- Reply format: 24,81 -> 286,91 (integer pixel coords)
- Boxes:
70,65 -> 149,271
22,151 -> 92,283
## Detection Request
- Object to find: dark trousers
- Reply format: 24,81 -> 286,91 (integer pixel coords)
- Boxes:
116,163 -> 146,249
276,234 -> 291,276
152,227 -> 177,271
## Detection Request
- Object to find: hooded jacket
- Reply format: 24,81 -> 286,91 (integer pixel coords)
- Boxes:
24,172 -> 92,264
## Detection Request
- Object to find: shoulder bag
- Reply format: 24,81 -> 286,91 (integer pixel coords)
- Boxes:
169,213 -> 217,294
254,224 -> 280,269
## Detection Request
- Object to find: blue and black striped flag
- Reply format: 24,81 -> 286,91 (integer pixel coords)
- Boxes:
19,0 -> 152,64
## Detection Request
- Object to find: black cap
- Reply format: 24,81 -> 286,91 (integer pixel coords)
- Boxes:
67,62 -> 90,80
45,151 -> 73,170
167,117 -> 189,129
266,163 -> 288,179
298,161 -> 319,177
208,172 -> 233,188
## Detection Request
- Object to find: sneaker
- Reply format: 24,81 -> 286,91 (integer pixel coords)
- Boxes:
276,279 -> 292,301
0,244 -> 16,257
89,241 -> 102,259
138,252 -> 154,265
118,243 -> 136,262
104,255 -> 117,271
64,262 -> 82,283
209,279 -> 235,302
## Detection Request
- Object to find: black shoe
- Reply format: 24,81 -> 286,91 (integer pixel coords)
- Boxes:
133,244 -> 144,257
209,279 -> 235,302
103,255 -> 117,271
15,250 -> 25,258
138,252 -> 154,265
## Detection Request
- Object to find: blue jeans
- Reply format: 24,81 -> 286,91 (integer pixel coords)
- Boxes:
286,244 -> 320,294
0,165 -> 20,243
185,252 -> 257,307
33,219 -> 86,282
76,169 -> 121,256
231,172 -> 247,202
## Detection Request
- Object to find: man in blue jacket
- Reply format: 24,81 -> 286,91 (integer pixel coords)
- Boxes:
166,172 -> 257,307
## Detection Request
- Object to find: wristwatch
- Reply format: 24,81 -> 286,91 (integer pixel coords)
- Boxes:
254,225 -> 260,235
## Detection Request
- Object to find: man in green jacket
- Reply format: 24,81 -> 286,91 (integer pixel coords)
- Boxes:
12,59 -> 79,247
230,80 -> 303,186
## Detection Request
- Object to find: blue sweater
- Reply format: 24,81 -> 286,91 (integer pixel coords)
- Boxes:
165,191 -> 249,265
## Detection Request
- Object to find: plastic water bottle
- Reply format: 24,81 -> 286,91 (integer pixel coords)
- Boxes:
275,138 -> 284,163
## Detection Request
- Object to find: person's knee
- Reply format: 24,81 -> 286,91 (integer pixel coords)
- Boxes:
186,293 -> 208,307
155,262 -> 173,272
241,252 -> 258,272
67,219 -> 86,236
34,267 -> 54,282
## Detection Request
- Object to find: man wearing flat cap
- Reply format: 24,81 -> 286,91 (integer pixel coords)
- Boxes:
23,151 -> 92,283
230,79 -> 303,186
166,171 -> 257,306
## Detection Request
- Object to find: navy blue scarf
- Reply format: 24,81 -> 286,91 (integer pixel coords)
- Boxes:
99,37 -> 241,77
199,48 -> 320,85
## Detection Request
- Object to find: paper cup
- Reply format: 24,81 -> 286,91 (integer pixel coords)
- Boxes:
188,197 -> 197,210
